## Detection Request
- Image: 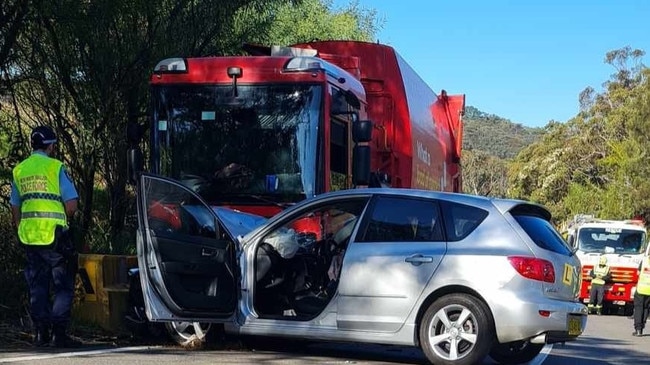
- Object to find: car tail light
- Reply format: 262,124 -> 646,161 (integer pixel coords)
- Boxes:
508,256 -> 555,283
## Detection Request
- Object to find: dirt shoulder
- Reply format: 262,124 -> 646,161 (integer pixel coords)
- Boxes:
0,319 -> 137,350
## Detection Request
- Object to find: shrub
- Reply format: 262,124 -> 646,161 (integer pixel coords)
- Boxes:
0,212 -> 27,320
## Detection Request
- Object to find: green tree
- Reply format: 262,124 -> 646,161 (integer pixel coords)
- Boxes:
0,0 -> 29,68
461,149 -> 508,197
228,0 -> 382,50
2,0 -> 382,253
508,47 -> 649,224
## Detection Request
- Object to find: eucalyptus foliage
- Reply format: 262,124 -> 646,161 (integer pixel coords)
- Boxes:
0,0 -> 381,254
508,47 -> 649,224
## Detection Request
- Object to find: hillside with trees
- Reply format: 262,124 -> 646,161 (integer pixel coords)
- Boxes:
462,106 -> 545,160
508,47 -> 650,225
461,46 -> 650,229
460,106 -> 544,197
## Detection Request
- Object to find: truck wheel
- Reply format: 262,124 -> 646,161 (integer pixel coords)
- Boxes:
624,304 -> 634,317
419,293 -> 495,365
489,340 -> 544,364
165,322 -> 212,349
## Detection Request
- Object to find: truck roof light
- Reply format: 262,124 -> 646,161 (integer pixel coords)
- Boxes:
284,56 -> 350,86
154,58 -> 187,73
284,57 -> 325,72
271,46 -> 318,57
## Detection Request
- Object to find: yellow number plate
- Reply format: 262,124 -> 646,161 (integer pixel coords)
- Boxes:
568,316 -> 582,336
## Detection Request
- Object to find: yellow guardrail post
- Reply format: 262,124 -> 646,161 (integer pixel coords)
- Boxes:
72,254 -> 137,333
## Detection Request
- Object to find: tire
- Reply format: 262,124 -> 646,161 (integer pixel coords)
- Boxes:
419,293 -> 495,365
165,322 -> 212,349
489,340 -> 544,364
624,304 -> 634,317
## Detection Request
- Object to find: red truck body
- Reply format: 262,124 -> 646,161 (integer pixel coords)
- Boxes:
148,41 -> 465,217
295,41 -> 465,192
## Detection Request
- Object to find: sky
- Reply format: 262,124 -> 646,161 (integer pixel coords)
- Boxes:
333,0 -> 650,127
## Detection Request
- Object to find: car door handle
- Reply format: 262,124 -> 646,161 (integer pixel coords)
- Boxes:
405,254 -> 434,266
202,248 -> 217,257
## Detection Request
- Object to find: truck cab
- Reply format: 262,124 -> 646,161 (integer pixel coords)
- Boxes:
566,215 -> 647,314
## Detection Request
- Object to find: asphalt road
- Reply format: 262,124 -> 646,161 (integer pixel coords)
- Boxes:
1,314 -> 648,364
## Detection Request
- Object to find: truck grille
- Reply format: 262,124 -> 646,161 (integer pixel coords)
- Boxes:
581,266 -> 638,283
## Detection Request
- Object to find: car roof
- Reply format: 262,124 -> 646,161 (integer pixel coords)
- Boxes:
311,188 -> 550,219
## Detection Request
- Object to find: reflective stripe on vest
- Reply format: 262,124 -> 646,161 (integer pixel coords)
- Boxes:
21,193 -> 64,203
21,212 -> 67,220
12,154 -> 66,245
638,257 -> 650,296
592,265 -> 609,285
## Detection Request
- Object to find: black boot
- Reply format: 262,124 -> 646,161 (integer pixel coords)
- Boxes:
633,329 -> 643,337
33,325 -> 51,347
52,325 -> 82,348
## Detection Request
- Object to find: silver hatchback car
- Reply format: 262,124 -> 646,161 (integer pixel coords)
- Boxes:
136,174 -> 587,365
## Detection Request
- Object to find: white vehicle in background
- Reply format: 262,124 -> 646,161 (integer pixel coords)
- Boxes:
566,214 -> 648,314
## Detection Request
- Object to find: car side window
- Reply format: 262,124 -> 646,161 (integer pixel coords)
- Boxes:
144,177 -> 220,240
440,200 -> 488,242
360,196 -> 443,242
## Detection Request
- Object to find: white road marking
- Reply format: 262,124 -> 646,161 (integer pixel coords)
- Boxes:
1,343 -> 554,364
485,344 -> 553,364
529,344 -> 553,365
0,346 -> 160,363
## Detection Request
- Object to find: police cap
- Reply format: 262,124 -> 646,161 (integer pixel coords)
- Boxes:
31,125 -> 57,150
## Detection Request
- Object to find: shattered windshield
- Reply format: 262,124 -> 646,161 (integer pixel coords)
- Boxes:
151,84 -> 322,204
577,227 -> 646,254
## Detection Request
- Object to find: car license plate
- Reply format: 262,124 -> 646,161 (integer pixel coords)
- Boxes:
568,315 -> 582,336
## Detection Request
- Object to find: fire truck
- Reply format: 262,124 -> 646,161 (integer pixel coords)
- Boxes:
566,214 -> 648,314
124,40 -> 465,344
130,40 -> 464,218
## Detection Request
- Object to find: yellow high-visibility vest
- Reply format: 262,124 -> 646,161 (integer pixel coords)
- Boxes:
592,264 -> 610,285
12,154 -> 67,245
638,256 -> 650,296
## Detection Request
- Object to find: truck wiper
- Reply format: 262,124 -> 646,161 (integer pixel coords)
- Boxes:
247,194 -> 293,209
212,193 -> 293,209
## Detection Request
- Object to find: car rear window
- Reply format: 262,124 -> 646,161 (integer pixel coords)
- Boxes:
513,214 -> 572,256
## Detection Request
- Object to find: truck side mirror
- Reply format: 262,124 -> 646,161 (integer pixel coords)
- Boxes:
127,148 -> 143,186
352,145 -> 371,186
352,119 -> 373,143
352,120 -> 373,186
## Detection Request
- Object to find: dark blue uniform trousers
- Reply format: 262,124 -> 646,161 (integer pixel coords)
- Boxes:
24,248 -> 74,331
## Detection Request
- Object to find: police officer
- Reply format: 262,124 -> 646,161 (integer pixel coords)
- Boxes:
633,254 -> 650,336
10,126 -> 81,348
588,256 -> 611,315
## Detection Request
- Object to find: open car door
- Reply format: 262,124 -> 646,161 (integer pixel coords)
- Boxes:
136,173 -> 239,322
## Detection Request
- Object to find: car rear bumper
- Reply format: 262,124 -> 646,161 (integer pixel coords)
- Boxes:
490,294 -> 588,344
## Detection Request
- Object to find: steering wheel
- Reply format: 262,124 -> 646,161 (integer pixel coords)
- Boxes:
180,173 -> 210,193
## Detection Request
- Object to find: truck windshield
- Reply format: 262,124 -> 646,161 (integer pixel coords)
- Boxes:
577,227 -> 646,254
151,84 -> 322,203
